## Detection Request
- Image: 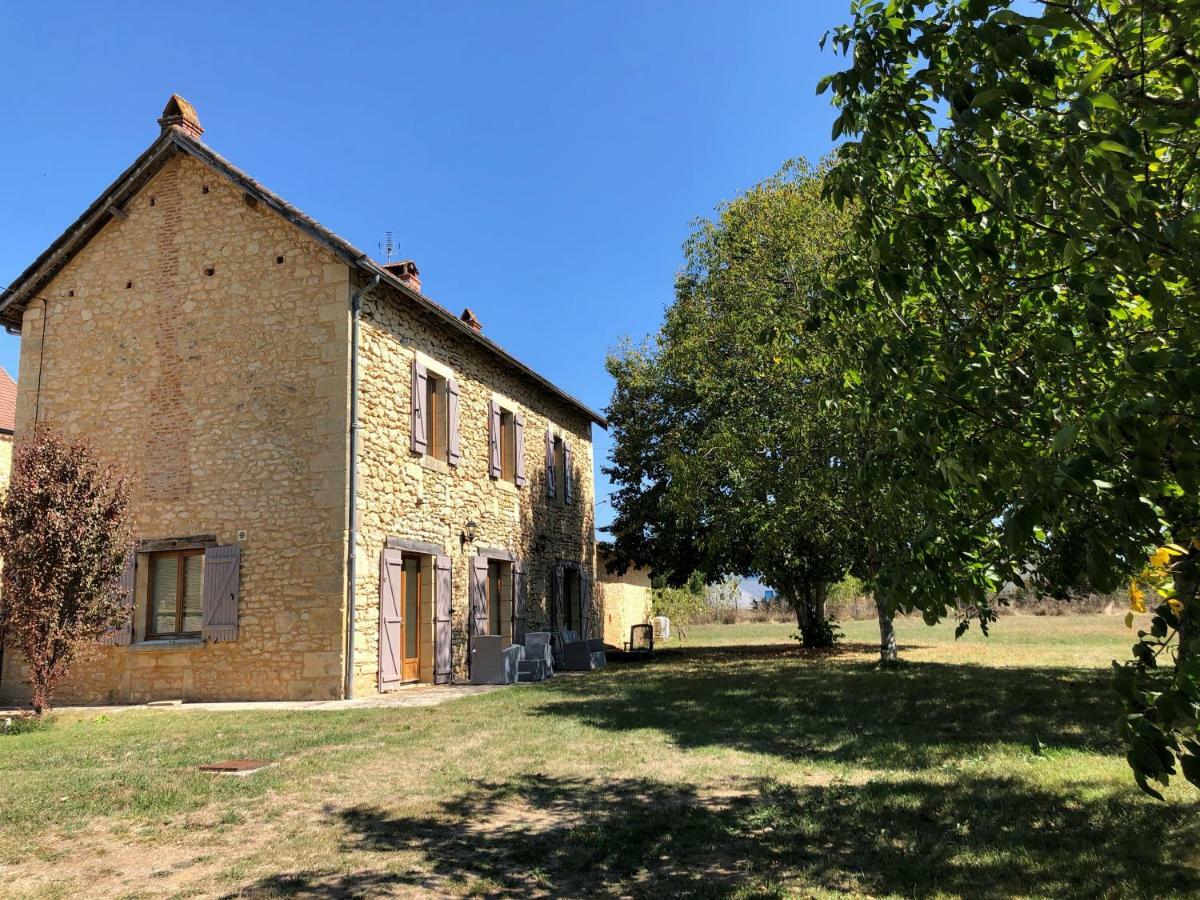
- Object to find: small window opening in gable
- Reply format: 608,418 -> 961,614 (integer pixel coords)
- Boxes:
425,373 -> 449,463
67,290 -> 75,298
275,255 -> 284,265
499,409 -> 517,483
126,281 -> 133,289
205,267 -> 215,277
201,185 -> 209,194
149,197 -> 156,207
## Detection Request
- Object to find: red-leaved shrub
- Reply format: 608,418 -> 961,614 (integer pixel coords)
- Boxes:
0,425 -> 131,712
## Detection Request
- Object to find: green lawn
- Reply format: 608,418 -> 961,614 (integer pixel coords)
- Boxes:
2,615 -> 1198,898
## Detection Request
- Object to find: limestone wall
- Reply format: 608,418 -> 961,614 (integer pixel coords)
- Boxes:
353,279 -> 596,691
597,553 -> 653,648
0,153 -> 351,704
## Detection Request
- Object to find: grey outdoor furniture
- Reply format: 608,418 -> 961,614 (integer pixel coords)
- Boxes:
518,632 -> 554,682
470,635 -> 525,684
558,629 -> 607,671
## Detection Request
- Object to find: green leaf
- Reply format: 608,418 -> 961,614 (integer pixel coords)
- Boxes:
1051,422 -> 1078,453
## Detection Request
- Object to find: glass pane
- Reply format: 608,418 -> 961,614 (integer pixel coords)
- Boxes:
488,562 -> 501,635
150,555 -> 179,635
404,558 -> 419,658
182,554 -> 204,634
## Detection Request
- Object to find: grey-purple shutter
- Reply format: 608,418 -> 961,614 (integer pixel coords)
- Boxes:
100,553 -> 136,646
447,377 -> 461,466
411,359 -> 428,455
434,555 -> 453,684
546,430 -> 556,499
201,544 -> 241,642
469,556 -> 489,678
564,440 -> 574,505
579,570 -> 591,640
378,549 -> 403,691
514,413 -> 526,487
554,562 -> 565,631
200,545 -> 240,642
513,561 -> 528,645
488,400 -> 502,478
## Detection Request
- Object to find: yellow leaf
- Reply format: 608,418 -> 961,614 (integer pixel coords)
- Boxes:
1125,611 -> 1135,628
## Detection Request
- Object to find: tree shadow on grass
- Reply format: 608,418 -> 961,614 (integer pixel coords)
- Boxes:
226,773 -> 1200,898
532,648 -> 1123,769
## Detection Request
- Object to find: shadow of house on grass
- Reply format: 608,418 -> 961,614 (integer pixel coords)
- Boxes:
533,649 -> 1125,770
226,773 -> 1199,899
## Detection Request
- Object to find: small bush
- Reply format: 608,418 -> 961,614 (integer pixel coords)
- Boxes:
1,714 -> 51,736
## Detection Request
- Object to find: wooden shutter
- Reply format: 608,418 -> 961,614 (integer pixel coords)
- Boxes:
553,562 -> 565,630
579,570 -> 591,640
434,555 -> 453,684
411,359 -> 428,455
447,377 -> 461,467
100,553 -> 136,646
201,544 -> 241,642
513,561 -> 528,645
469,556 -> 489,678
514,413 -> 526,487
546,430 -> 556,499
378,549 -> 403,691
488,400 -> 502,478
564,440 -> 574,505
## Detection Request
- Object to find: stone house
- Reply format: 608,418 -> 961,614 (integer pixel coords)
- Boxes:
0,96 -> 608,704
0,369 -> 14,484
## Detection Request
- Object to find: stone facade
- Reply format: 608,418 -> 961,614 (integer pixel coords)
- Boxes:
0,111 -> 603,704
597,550 -> 652,648
352,278 -> 596,693
0,153 -> 352,704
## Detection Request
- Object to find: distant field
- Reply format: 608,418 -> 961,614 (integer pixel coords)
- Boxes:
1,613 -> 1196,898
672,614 -> 1139,668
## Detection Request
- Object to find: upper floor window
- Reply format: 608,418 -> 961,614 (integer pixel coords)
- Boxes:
488,400 -> 525,486
147,549 -> 204,640
411,359 -> 460,466
426,373 -> 448,463
545,428 -> 574,505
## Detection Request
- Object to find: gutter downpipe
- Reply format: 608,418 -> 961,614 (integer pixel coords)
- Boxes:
344,271 -> 380,700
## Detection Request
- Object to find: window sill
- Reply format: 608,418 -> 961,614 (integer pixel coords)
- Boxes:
493,478 -> 519,495
418,455 -> 451,476
130,638 -> 204,652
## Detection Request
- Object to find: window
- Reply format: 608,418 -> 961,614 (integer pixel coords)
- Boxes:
487,559 -> 512,637
552,436 -> 565,506
499,409 -> 516,482
147,550 -> 204,639
426,373 -> 448,462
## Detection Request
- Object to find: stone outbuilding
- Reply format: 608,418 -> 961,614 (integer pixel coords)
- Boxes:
0,96 -> 609,704
597,545 -> 653,649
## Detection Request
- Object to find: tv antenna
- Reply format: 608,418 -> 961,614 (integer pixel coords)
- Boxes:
379,231 -> 394,263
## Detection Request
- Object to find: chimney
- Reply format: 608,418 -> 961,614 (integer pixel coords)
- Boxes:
460,308 -> 482,333
383,259 -> 421,294
158,94 -> 204,140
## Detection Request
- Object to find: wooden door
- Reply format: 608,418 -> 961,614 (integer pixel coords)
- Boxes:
401,555 -> 422,683
379,549 -> 404,691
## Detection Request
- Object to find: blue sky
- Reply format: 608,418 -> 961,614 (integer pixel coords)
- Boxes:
0,1 -> 848,530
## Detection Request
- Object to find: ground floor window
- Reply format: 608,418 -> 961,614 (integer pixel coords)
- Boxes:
487,559 -> 513,638
147,549 -> 204,639
550,565 -> 581,633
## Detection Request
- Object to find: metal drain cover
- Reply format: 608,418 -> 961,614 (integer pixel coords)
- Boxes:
198,759 -> 272,775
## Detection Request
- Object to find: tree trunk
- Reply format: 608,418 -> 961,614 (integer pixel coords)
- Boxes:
1173,552 -> 1199,665
794,582 -> 834,649
876,597 -> 897,663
